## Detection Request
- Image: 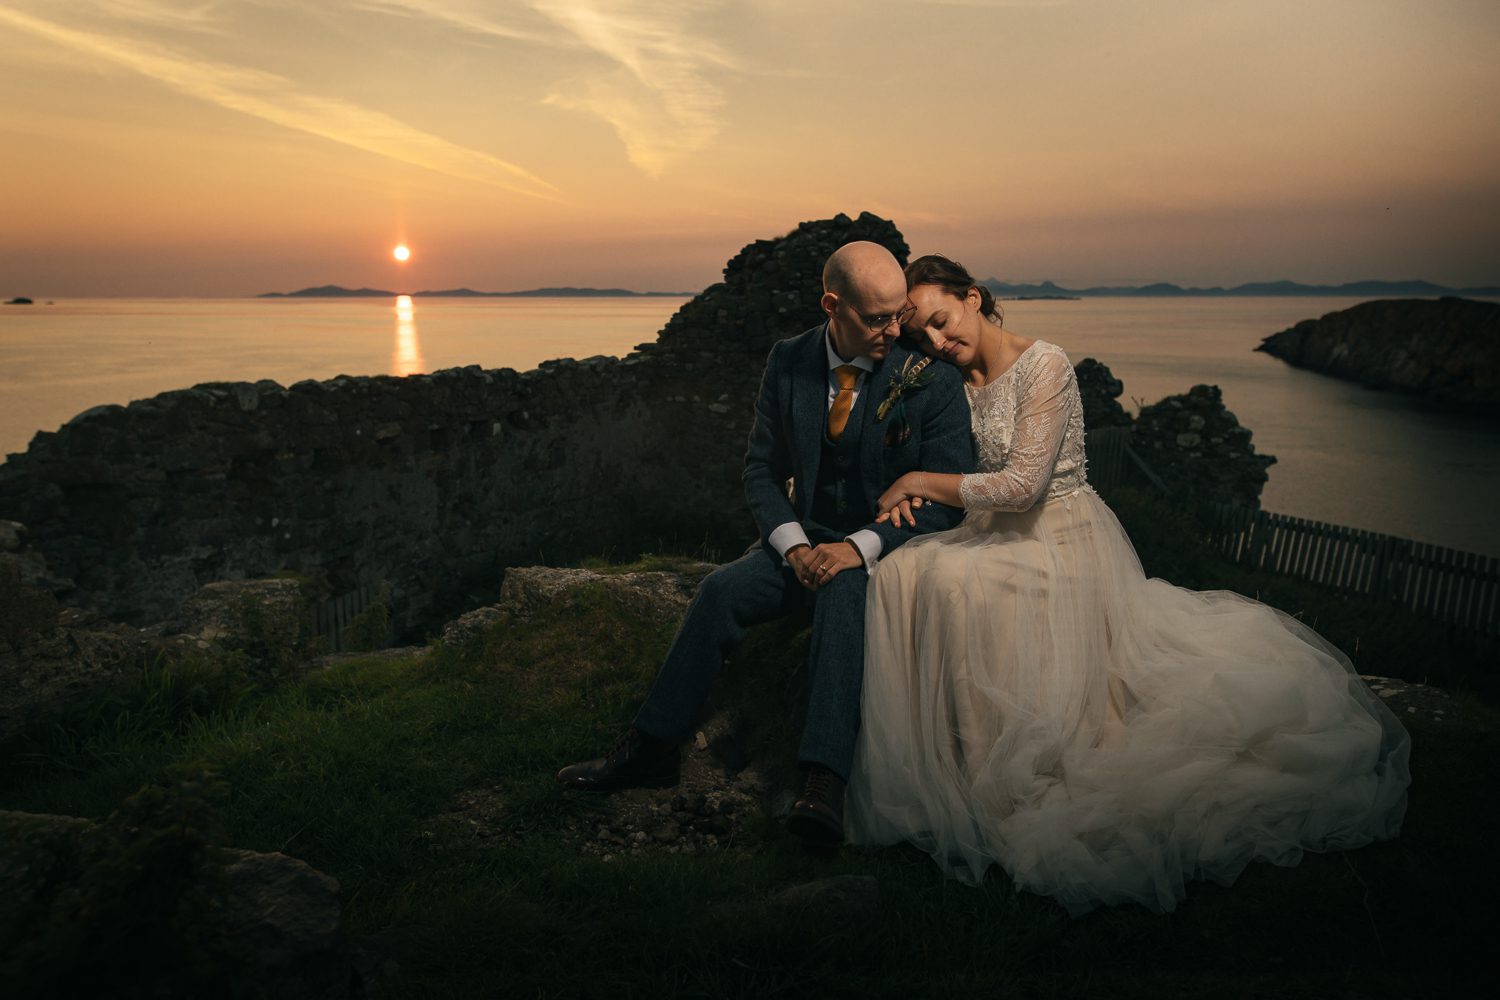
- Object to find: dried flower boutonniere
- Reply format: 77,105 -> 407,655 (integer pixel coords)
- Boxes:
875,355 -> 935,446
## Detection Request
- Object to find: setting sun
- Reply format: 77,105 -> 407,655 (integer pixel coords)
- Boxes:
393,245 -> 411,262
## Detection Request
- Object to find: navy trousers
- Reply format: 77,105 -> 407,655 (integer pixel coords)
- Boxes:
632,545 -> 869,782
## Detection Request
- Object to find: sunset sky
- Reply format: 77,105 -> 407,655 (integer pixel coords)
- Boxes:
2,0 -> 1497,297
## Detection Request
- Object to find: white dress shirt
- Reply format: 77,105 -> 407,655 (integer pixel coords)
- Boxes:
766,331 -> 884,570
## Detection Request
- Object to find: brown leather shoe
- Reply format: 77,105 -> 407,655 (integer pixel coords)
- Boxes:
785,765 -> 845,844
556,727 -> 680,792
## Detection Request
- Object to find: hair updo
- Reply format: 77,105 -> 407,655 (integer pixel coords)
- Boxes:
903,253 -> 1003,326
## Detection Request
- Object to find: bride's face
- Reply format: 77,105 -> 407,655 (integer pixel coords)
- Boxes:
904,284 -> 984,366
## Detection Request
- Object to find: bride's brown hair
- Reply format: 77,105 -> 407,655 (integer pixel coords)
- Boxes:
903,253 -> 1004,325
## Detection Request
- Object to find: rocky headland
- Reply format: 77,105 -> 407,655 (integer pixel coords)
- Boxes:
1255,297 -> 1500,411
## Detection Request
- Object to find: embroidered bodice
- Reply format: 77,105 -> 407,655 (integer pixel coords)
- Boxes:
958,340 -> 1089,511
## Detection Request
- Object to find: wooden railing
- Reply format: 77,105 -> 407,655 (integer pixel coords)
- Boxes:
1083,427 -> 1499,640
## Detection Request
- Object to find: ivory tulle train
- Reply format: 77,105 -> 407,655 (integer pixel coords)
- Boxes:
847,487 -> 1411,915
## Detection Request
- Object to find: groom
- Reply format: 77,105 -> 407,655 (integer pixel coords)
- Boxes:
557,241 -> 975,843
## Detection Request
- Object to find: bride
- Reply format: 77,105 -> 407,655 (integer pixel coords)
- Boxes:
845,254 -> 1411,915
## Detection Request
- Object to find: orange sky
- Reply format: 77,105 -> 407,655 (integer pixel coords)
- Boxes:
1,0 -> 1497,297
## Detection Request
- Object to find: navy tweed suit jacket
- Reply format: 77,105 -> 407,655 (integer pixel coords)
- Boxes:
742,323 -> 977,565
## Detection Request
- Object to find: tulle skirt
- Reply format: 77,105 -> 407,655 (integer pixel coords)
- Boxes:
847,486 -> 1411,915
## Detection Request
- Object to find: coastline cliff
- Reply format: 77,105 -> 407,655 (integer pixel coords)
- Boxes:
1255,297 -> 1499,411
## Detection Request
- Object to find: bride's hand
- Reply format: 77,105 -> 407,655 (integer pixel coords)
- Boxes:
876,497 -> 925,528
876,473 -> 927,528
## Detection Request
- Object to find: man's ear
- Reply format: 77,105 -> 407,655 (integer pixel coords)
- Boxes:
820,291 -> 838,319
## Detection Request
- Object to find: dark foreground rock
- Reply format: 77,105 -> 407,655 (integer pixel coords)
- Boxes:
0,807 -> 358,998
1256,297 -> 1500,411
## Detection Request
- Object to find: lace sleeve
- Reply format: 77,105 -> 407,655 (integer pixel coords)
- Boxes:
958,349 -> 1075,511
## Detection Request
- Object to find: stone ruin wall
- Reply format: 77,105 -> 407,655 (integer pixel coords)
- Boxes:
0,213 -> 911,638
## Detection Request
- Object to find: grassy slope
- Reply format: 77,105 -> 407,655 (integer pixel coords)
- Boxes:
3,571 -> 1495,998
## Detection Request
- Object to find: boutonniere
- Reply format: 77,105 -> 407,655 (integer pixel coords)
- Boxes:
875,355 -> 935,446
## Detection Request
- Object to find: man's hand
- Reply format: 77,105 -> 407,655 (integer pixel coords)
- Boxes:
800,541 -> 864,588
786,544 -> 819,591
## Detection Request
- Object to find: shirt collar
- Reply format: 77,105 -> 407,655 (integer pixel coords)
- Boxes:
824,325 -> 876,374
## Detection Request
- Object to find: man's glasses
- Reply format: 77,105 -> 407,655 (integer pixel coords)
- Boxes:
856,302 -> 916,333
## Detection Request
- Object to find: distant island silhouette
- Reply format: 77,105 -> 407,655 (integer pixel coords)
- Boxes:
261,279 -> 1500,300
982,278 -> 1500,298
257,285 -> 696,299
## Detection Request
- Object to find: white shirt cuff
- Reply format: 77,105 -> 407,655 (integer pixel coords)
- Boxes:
768,521 -> 811,562
845,529 -> 883,571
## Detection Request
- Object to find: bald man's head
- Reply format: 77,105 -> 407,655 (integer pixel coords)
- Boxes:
820,241 -> 909,362
822,241 -> 902,302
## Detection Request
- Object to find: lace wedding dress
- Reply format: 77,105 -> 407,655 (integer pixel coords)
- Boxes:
847,341 -> 1411,915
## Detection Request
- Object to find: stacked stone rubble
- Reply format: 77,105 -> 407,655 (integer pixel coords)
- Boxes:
1131,384 -> 1275,507
1073,357 -> 1133,430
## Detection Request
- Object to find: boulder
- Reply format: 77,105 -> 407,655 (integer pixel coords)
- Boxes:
496,563 -> 716,625
154,577 -> 310,670
0,607 -> 151,744
0,807 -> 356,998
1,575 -> 311,744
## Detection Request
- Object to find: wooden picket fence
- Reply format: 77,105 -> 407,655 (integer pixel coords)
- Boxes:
1203,505 -> 1500,639
1083,427 -> 1499,640
312,585 -> 378,653
1085,426 -> 1167,495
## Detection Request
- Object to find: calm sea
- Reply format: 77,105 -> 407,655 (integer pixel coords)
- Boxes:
2,295 -> 1496,557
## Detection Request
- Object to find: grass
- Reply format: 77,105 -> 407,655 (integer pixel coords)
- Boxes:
3,572 -> 1496,997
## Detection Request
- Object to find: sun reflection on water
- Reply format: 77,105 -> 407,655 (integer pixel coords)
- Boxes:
393,294 -> 425,375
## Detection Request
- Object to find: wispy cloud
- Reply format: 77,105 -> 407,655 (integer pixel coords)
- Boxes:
535,0 -> 734,176
362,0 -> 735,177
0,3 -> 559,199
916,0 -> 1069,6
351,0 -> 563,46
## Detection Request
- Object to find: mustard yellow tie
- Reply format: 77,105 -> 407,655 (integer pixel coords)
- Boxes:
827,364 -> 862,441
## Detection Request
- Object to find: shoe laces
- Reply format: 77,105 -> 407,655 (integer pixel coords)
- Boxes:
804,766 -> 834,801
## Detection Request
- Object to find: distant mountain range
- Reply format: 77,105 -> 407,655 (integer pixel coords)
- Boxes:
257,285 -> 694,299
982,278 -> 1500,298
262,279 -> 1500,301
